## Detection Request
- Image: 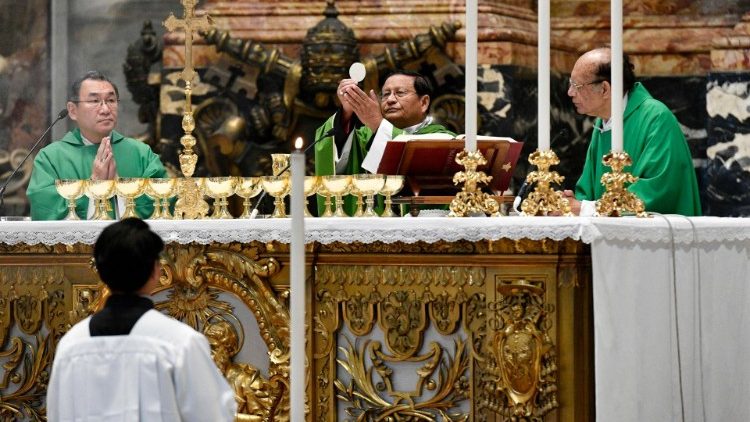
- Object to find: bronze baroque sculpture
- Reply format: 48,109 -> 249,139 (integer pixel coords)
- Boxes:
124,0 -> 464,178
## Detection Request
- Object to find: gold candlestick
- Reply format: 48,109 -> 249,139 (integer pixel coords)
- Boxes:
449,149 -> 500,217
163,0 -> 213,219
520,149 -> 572,216
595,151 -> 648,217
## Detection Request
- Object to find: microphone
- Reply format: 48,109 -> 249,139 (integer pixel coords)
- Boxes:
0,108 -> 69,215
514,128 -> 569,213
249,131 -> 332,219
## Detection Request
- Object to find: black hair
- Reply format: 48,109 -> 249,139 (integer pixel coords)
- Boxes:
69,70 -> 120,102
93,218 -> 164,293
591,47 -> 636,95
383,69 -> 434,100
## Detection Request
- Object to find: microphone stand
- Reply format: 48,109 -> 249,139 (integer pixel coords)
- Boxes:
249,128 -> 335,219
0,109 -> 69,215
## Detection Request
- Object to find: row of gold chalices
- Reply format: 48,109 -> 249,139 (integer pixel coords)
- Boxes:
54,174 -> 404,220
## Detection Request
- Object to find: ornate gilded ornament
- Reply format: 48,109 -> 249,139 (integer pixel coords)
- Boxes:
595,151 -> 648,217
481,280 -> 559,419
449,149 -> 501,217
336,339 -> 470,421
521,149 -> 572,216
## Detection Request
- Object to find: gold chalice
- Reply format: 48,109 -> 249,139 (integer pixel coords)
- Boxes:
303,176 -> 320,217
271,153 -> 290,176
261,175 -> 291,218
55,179 -> 86,220
349,182 -> 365,217
316,182 -> 334,217
236,177 -> 263,218
205,176 -> 237,219
321,175 -> 352,217
380,175 -> 405,217
353,174 -> 386,217
115,177 -> 145,219
85,179 -> 116,220
145,178 -> 177,219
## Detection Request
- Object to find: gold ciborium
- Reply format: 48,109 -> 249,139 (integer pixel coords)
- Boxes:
115,178 -> 145,219
205,176 -> 237,219
271,153 -> 290,176
235,177 -> 263,219
145,178 -> 177,219
380,175 -> 405,217
303,176 -> 320,217
321,175 -> 352,217
85,179 -> 116,220
261,175 -> 290,218
55,179 -> 86,220
353,174 -> 386,217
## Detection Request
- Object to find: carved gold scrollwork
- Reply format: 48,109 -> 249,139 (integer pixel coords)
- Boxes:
378,290 -> 426,358
480,280 -> 558,419
336,338 -> 470,421
428,290 -> 466,335
156,244 -> 290,420
313,289 -> 340,359
343,293 -> 375,336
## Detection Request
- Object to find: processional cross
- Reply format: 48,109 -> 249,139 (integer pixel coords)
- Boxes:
163,0 -> 213,218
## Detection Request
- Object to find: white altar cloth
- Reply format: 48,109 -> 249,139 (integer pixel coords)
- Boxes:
1,216 -> 749,421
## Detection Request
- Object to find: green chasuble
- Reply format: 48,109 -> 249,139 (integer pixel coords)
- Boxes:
314,113 -> 455,216
27,128 -> 168,220
575,82 -> 702,216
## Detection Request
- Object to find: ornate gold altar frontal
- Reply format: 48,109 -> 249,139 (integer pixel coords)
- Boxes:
0,236 -> 592,421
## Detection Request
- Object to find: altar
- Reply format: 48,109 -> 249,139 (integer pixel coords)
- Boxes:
0,216 -> 748,421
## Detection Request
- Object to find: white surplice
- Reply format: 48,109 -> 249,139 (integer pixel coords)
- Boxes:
47,309 -> 237,422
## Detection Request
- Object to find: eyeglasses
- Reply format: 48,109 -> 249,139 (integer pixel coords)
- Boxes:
568,78 -> 605,92
73,98 -> 120,110
379,90 -> 416,102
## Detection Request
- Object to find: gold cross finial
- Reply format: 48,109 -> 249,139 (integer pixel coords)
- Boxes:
163,0 -> 213,83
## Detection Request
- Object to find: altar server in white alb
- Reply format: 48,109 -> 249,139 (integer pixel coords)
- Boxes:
46,218 -> 236,422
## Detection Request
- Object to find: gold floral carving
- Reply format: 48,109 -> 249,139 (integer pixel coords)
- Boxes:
0,266 -> 69,420
379,290 -> 427,358
480,279 -> 558,419
336,339 -> 469,421
155,244 -> 290,420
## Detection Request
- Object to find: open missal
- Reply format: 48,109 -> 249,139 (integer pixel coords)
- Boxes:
375,133 -> 523,196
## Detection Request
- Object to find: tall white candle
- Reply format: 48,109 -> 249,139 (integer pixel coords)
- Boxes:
289,137 -> 305,421
465,0 -> 478,152
537,0 -> 550,150
611,0 -> 624,152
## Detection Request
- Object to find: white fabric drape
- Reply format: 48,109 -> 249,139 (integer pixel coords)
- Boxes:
591,217 -> 750,421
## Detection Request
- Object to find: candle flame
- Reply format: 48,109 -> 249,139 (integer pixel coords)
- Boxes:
294,137 -> 304,150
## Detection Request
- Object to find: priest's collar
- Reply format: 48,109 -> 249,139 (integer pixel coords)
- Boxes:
65,127 -> 125,145
402,116 -> 433,134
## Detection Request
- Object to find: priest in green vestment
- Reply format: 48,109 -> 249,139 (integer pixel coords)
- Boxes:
314,70 -> 455,216
27,71 -> 167,220
564,48 -> 701,216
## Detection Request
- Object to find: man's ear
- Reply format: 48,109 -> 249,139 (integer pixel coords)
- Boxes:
66,102 -> 78,122
600,81 -> 611,99
420,95 -> 430,115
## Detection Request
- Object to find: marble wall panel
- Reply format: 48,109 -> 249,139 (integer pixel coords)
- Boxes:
0,0 -> 49,215
67,0 -> 182,136
704,73 -> 750,216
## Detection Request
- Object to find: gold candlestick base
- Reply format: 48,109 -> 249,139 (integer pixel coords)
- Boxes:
520,149 -> 572,216
595,151 -> 648,217
449,149 -> 501,217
